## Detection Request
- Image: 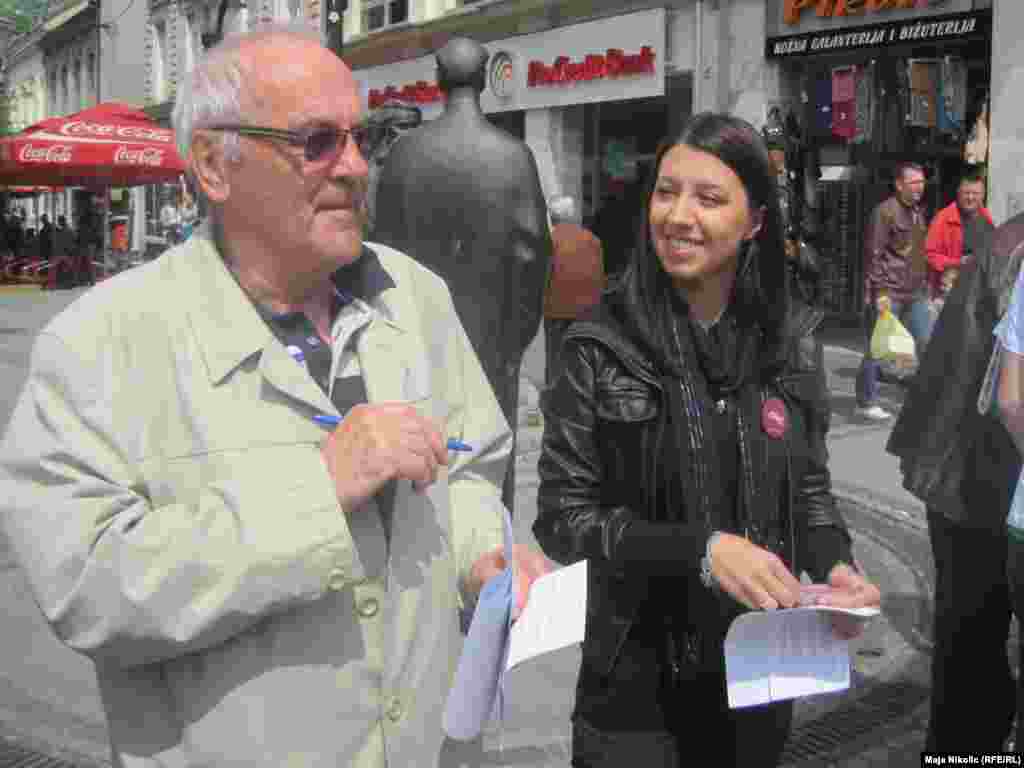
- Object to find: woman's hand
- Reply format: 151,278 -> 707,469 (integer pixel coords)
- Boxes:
710,533 -> 802,611
819,562 -> 882,639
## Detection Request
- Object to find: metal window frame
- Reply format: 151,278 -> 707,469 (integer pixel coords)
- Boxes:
361,0 -> 407,32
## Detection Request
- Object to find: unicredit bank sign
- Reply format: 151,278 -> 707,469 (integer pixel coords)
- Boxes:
357,8 -> 665,118
526,46 -> 656,87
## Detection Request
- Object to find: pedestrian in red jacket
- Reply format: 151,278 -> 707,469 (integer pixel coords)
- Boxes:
926,169 -> 994,301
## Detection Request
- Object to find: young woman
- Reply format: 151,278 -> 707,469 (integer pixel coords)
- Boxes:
533,113 -> 880,768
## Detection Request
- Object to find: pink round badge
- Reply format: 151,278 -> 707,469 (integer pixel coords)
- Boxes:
762,397 -> 788,440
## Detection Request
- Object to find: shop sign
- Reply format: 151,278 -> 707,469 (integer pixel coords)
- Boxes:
367,81 -> 443,109
784,0 -> 953,27
355,8 -> 665,117
489,51 -> 516,102
766,10 -> 988,58
526,47 -> 656,88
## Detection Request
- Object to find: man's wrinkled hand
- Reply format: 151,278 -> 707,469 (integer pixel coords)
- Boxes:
469,544 -> 552,620
820,562 -> 882,639
321,402 -> 448,513
710,533 -> 802,612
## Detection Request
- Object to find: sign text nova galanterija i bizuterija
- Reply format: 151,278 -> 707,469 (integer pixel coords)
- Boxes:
765,10 -> 989,59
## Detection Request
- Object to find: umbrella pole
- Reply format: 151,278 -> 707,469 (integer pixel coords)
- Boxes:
102,190 -> 110,275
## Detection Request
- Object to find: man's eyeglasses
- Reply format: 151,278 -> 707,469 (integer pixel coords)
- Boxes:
204,122 -> 372,168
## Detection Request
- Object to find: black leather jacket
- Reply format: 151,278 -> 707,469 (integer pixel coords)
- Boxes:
533,293 -> 852,680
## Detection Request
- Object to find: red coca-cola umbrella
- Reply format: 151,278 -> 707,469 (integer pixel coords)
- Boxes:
0,102 -> 186,188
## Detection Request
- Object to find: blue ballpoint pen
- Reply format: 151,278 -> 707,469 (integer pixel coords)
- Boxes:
312,413 -> 473,452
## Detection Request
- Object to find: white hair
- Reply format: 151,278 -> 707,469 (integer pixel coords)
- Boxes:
548,194 -> 577,224
172,20 -> 324,165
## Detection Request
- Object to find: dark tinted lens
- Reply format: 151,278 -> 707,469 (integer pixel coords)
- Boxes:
351,126 -> 373,157
304,126 -> 341,162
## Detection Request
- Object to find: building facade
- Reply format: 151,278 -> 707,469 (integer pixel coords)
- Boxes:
4,21 -> 46,135
339,0 -> 1005,320
341,0 -> 697,248
3,0 -> 1021,309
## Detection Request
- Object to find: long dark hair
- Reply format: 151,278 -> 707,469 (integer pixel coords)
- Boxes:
627,112 -> 791,375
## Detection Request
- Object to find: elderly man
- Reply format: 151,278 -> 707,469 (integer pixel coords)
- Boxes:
0,23 -> 546,768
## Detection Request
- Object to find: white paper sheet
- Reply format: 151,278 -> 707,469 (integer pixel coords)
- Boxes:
442,555 -> 588,740
724,604 -> 880,709
505,560 -> 588,672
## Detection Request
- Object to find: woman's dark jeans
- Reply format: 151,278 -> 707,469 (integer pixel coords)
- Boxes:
570,627 -> 793,768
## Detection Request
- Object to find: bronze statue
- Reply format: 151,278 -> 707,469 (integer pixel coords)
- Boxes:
363,100 -> 422,233
371,37 -> 552,512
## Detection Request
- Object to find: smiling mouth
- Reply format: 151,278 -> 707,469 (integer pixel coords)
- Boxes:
322,205 -> 360,217
666,237 -> 703,254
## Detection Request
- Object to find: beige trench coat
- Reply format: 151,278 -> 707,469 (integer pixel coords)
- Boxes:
0,230 -> 510,767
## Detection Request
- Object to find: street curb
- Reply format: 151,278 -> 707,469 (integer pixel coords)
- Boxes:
831,484 -> 925,533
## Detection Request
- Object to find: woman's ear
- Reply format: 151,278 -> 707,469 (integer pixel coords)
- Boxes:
190,132 -> 230,204
747,205 -> 766,241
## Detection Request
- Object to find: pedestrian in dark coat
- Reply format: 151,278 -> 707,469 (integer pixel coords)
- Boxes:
37,214 -> 54,265
887,211 -> 1024,753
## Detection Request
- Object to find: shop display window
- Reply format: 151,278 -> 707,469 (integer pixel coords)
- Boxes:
774,28 -> 991,318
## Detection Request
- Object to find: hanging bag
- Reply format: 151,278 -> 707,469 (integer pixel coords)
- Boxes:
870,307 -> 916,363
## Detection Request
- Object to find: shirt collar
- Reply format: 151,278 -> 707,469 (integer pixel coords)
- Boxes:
252,245 -> 397,329
184,224 -> 402,385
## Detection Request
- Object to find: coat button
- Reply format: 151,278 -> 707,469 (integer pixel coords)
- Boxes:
327,567 -> 347,591
385,697 -> 403,722
357,597 -> 379,618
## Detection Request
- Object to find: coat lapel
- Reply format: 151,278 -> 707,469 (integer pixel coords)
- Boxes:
183,224 -> 339,416
258,335 -> 337,416
358,315 -> 426,405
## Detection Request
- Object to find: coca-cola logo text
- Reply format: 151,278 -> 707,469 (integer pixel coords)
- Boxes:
20,144 -> 73,163
114,145 -> 165,166
60,121 -> 173,143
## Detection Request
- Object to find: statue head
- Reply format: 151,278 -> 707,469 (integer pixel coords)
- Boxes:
436,37 -> 488,95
